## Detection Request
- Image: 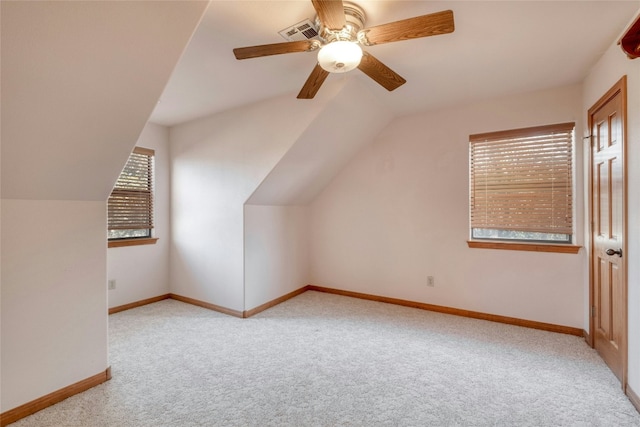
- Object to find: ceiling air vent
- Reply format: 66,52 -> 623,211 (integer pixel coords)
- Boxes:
278,19 -> 320,42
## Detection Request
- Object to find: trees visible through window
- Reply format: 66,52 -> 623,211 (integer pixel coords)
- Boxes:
469,123 -> 574,243
108,147 -> 154,240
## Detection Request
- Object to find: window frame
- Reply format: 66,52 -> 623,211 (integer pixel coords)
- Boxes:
108,146 -> 158,248
467,122 -> 580,254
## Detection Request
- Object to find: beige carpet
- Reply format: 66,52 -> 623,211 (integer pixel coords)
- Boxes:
10,291 -> 640,426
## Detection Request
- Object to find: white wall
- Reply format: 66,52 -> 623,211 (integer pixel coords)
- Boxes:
241,79 -> 393,311
169,92 -> 329,312
1,200 -> 108,411
0,0 -> 207,414
169,79 -> 395,313
108,123 -> 171,309
583,31 -> 640,392
310,84 -> 586,328
244,205 -> 309,310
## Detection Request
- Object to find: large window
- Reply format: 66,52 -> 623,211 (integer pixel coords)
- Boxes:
469,122 -> 574,244
108,147 -> 154,242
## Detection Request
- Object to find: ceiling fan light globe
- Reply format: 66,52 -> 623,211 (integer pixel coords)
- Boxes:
317,41 -> 363,73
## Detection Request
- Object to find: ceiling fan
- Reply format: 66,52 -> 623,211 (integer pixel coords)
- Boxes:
233,0 -> 455,99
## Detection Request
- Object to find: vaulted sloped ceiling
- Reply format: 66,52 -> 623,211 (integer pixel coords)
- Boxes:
1,1 -> 209,201
150,1 -> 640,127
247,77 -> 393,206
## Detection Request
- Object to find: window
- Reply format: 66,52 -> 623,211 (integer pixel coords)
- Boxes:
108,147 -> 155,245
469,122 -> 575,246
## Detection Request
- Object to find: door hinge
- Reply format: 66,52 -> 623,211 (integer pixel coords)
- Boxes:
591,306 -> 596,317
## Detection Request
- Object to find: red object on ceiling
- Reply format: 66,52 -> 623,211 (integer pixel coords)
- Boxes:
620,15 -> 640,59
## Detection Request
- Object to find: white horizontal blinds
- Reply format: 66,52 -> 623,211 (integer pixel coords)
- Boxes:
469,122 -> 574,234
108,147 -> 154,232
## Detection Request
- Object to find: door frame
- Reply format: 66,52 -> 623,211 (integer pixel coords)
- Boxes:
587,75 -> 628,389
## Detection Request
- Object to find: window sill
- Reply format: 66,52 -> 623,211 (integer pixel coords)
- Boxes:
108,238 -> 158,248
467,240 -> 581,254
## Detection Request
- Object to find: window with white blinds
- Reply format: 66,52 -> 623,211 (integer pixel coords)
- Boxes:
108,147 -> 154,240
469,122 -> 574,243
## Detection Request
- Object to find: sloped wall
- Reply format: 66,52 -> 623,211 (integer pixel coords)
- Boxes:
244,79 -> 393,311
169,87 -> 335,312
170,78 -> 393,313
247,78 -> 394,206
0,0 -> 207,413
1,1 -> 208,201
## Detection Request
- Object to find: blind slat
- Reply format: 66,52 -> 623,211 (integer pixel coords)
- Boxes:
470,123 -> 574,235
108,147 -> 154,233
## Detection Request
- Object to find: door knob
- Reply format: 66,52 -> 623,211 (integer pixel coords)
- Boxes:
606,248 -> 623,257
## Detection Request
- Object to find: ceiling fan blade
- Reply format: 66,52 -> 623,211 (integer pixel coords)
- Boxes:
312,0 -> 346,31
360,10 -> 454,46
233,40 -> 316,60
297,64 -> 330,99
357,51 -> 406,91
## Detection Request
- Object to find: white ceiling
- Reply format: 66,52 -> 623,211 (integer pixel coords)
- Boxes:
150,0 -> 640,127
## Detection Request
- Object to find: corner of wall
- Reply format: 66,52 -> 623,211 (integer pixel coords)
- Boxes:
243,78 -> 395,311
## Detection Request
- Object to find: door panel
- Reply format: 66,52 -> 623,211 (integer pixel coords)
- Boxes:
596,257 -> 610,335
589,77 -> 626,386
612,262 -> 622,349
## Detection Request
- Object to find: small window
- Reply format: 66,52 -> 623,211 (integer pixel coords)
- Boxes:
469,122 -> 574,244
108,147 -> 154,241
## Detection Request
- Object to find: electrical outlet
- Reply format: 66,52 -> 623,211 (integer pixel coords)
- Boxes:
108,280 -> 116,290
427,276 -> 435,287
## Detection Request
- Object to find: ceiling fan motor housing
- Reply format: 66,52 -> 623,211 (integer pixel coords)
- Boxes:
315,1 -> 366,43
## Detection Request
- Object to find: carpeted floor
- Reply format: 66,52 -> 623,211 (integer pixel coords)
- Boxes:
10,291 -> 640,426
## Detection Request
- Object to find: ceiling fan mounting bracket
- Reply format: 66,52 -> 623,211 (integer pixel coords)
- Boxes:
357,29 -> 372,46
308,40 -> 322,51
